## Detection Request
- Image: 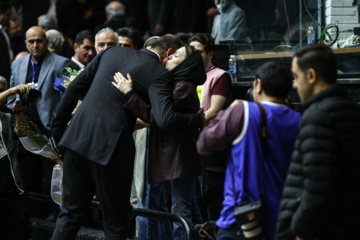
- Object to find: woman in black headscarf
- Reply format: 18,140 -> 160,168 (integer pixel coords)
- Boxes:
113,45 -> 206,240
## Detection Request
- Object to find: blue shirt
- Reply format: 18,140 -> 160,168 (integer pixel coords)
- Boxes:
197,101 -> 301,239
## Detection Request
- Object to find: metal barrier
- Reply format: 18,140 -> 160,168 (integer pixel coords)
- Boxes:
28,194 -> 194,239
127,208 -> 194,240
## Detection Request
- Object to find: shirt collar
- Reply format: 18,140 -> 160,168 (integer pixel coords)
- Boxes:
71,57 -> 85,69
147,49 -> 161,63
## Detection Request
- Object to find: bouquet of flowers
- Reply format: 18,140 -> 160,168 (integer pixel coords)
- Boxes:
54,67 -> 83,92
16,117 -> 62,167
54,67 -> 84,114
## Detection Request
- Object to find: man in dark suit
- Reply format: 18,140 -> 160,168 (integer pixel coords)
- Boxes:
0,2 -> 13,82
71,30 -> 95,71
50,35 -> 204,240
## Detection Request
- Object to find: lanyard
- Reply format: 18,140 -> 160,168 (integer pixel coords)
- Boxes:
206,64 -> 214,73
31,58 -> 38,86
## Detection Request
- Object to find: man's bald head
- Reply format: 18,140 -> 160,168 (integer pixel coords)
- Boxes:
25,26 -> 49,62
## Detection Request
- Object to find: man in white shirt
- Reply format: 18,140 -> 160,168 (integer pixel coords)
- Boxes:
71,30 -> 95,70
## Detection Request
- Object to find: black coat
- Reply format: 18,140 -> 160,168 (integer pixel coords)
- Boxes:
276,87 -> 360,240
124,52 -> 206,182
0,31 -> 11,81
50,47 -> 203,166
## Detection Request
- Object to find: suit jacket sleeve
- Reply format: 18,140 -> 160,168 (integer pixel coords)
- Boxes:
147,71 -> 203,132
50,54 -> 101,141
124,93 -> 155,125
124,81 -> 197,125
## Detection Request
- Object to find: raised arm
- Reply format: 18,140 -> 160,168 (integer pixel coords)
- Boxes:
147,71 -> 203,132
113,72 -> 155,125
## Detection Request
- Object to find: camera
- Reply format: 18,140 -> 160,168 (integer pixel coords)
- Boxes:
245,87 -> 254,101
234,200 -> 264,240
19,88 -> 42,106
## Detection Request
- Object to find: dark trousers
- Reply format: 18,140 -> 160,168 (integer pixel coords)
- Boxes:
216,225 -> 245,240
51,145 -> 134,240
0,194 -> 31,240
18,147 -> 55,218
198,152 -> 227,221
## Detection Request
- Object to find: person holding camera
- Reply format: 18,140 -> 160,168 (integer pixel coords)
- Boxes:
0,83 -> 32,240
197,62 -> 301,240
7,26 -> 71,218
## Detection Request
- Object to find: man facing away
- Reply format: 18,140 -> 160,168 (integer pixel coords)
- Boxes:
50,35 -> 204,240
197,62 -> 301,240
276,44 -> 360,240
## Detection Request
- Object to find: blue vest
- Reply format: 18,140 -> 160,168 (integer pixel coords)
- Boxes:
216,101 -> 301,239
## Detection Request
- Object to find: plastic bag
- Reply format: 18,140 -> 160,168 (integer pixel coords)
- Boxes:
51,163 -> 63,205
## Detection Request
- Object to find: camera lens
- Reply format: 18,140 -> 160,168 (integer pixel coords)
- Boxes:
245,87 -> 254,101
241,220 -> 265,240
20,89 -> 42,106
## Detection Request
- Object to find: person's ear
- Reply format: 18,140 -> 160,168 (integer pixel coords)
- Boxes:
307,68 -> 317,85
208,50 -> 214,60
255,78 -> 262,94
73,43 -> 78,52
167,48 -> 175,56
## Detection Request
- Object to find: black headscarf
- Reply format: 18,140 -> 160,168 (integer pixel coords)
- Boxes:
171,51 -> 206,86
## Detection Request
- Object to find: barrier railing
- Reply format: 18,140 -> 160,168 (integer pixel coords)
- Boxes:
127,208 -> 194,240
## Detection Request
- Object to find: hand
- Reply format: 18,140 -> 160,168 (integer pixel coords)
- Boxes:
229,99 -> 243,108
50,157 -> 61,164
12,99 -> 25,112
197,108 -> 205,124
135,118 -> 150,130
11,84 -> 31,95
112,72 -> 133,94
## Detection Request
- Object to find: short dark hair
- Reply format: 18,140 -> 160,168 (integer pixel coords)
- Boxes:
116,27 -> 140,47
0,1 -> 11,14
151,35 -> 183,54
188,33 -> 215,53
294,44 -> 337,84
74,30 -> 95,46
255,61 -> 292,99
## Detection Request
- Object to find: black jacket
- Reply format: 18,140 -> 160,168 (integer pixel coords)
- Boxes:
276,87 -> 360,240
124,52 -> 206,183
50,47 -> 203,166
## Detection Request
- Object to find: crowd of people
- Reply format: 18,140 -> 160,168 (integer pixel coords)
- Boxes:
0,1 -> 360,240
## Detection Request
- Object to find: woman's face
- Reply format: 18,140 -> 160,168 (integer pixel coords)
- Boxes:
166,46 -> 186,71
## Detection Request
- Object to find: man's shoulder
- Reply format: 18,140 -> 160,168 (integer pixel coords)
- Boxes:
12,54 -> 28,66
46,51 -> 71,63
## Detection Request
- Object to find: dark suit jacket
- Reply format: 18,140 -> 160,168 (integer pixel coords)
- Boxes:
71,60 -> 81,71
0,30 -> 11,81
50,47 -> 203,166
123,52 -> 206,182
